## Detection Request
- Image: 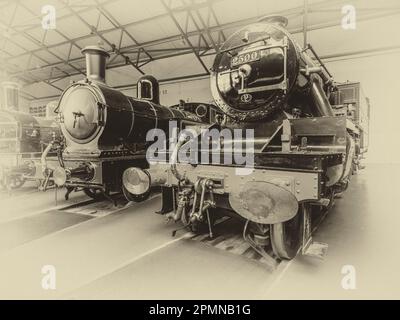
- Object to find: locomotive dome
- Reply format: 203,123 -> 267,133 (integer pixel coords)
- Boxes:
211,15 -> 300,121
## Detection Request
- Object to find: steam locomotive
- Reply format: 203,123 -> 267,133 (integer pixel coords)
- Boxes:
0,84 -> 61,190
121,16 -> 369,260
48,45 -> 209,201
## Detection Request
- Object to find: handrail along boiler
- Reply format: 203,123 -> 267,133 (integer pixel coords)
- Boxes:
121,16 -> 369,261
50,45 -> 205,201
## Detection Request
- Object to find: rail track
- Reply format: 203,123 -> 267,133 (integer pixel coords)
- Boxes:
0,189 -> 333,299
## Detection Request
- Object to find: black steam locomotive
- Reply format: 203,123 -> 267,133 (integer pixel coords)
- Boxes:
121,16 -> 369,261
0,88 -> 61,190
48,45 -> 208,201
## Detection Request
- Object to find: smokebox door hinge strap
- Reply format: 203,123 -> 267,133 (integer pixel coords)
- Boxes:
97,102 -> 106,126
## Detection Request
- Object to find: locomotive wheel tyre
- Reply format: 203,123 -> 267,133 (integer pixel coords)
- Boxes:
84,188 -> 105,200
270,203 -> 306,260
122,184 -> 151,203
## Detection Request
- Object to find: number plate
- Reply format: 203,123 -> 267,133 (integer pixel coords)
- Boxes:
231,50 -> 261,67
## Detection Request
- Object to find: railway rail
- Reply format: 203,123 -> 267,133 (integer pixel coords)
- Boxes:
0,186 -> 335,299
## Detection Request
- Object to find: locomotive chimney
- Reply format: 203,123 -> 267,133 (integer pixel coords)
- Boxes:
1,81 -> 19,111
81,45 -> 110,83
258,15 -> 288,28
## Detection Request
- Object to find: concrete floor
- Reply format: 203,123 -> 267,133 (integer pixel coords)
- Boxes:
0,181 -> 88,223
0,164 -> 398,299
265,163 -> 400,299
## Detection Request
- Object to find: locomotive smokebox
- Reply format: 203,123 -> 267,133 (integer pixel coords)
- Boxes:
81,45 -> 110,83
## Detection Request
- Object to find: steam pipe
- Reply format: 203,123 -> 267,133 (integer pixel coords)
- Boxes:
307,44 -> 333,78
301,47 -> 333,86
170,134 -> 189,182
165,194 -> 186,222
310,74 -> 334,117
41,141 -> 55,175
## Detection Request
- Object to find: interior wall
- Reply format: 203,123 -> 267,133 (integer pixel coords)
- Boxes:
159,77 -> 212,106
326,52 -> 400,164
27,97 -> 58,112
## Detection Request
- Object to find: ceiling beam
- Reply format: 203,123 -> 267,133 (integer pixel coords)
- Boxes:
190,0 -> 218,53
93,0 -> 154,61
58,0 -> 145,75
5,0 -> 398,89
161,0 -> 210,74
17,0 -> 86,77
0,3 -> 79,78
16,6 -> 400,86
27,43 -> 400,101
3,0 -> 224,62
5,0 -> 370,75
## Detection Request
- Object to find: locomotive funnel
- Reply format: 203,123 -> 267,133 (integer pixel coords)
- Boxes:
81,45 -> 110,83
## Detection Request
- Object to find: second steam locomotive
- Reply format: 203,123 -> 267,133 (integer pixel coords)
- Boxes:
48,45 -> 208,201
0,83 -> 61,190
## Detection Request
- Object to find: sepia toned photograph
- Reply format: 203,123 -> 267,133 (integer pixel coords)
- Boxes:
0,0 -> 398,305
